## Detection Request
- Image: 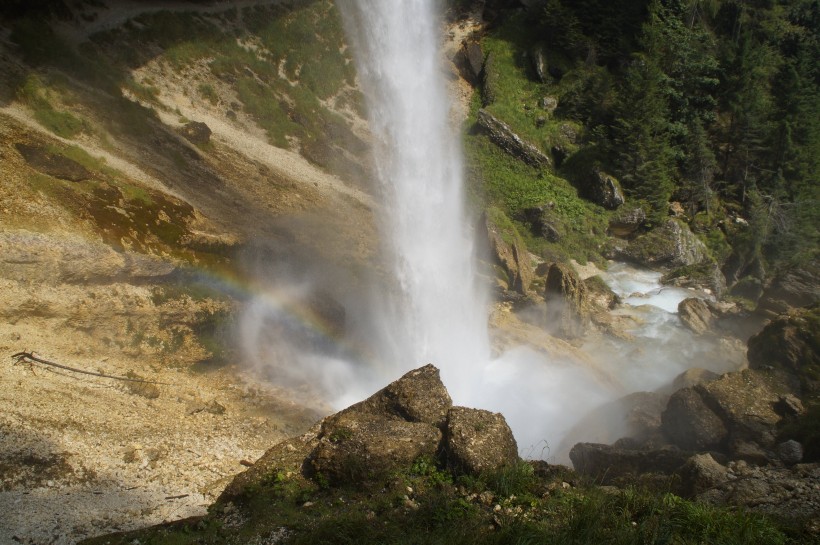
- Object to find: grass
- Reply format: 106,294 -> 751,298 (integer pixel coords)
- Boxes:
18,75 -> 88,139
78,458 -> 799,545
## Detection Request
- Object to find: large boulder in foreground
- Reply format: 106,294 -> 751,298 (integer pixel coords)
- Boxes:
661,387 -> 728,451
220,365 -> 519,499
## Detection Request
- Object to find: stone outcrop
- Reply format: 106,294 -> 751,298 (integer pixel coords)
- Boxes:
662,261 -> 727,298
662,387 -> 728,451
484,211 -> 533,295
521,204 -> 562,242
678,453 -> 729,497
15,142 -> 93,182
615,219 -> 709,268
476,109 -> 551,168
756,261 -> 819,317
747,305 -> 820,394
220,365 -> 520,499
459,40 -> 485,83
544,262 -> 588,339
446,407 -> 519,474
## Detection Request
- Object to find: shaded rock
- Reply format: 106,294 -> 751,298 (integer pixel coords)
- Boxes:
520,204 -> 561,242
678,298 -> 714,334
539,95 -> 558,112
661,388 -> 727,451
777,440 -> 804,465
678,453 -> 728,497
775,394 -> 805,417
530,45 -> 549,83
569,443 -> 689,484
482,52 -> 500,106
747,306 -> 820,394
608,206 -> 646,238
312,412 -> 441,484
756,260 -> 819,317
544,262 -> 588,339
697,369 -> 787,447
729,439 -> 770,465
446,407 -> 518,475
578,169 -> 624,210
180,121 -> 212,145
484,210 -> 532,295
339,364 -> 453,429
617,219 -> 709,268
698,461 -> 820,523
476,109 -> 551,168
15,142 -> 92,182
461,40 -> 485,83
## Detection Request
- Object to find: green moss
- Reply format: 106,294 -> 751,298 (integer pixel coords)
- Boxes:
18,75 -> 88,139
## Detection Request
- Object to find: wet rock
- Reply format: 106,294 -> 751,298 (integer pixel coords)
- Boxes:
484,211 -> 533,295
678,298 -> 714,334
544,262 -> 588,339
476,109 -> 551,168
446,407 -> 518,475
608,206 -> 646,238
312,412 -> 441,484
15,142 -> 93,182
616,219 -> 709,268
179,121 -> 212,145
661,388 -> 727,451
569,443 -> 689,484
583,275 -> 620,311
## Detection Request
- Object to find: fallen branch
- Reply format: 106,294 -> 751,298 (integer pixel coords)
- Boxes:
11,351 -> 171,385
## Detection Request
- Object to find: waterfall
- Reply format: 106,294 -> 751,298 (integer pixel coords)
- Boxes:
338,0 -> 489,393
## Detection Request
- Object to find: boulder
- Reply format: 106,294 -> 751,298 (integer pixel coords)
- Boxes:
696,369 -> 788,447
669,368 -> 720,392
530,45 -> 549,83
312,412 -> 441,484
539,95 -> 558,113
661,388 -> 727,451
520,204 -> 562,242
756,260 -> 819,317
569,443 -> 689,484
338,364 -> 453,429
179,121 -> 212,145
678,298 -> 714,334
578,169 -> 625,210
15,142 -> 92,182
544,262 -> 589,339
446,407 -> 519,475
678,453 -> 729,497
482,52 -> 500,106
662,261 -> 727,298
747,306 -> 820,394
583,275 -> 620,311
608,206 -> 646,238
461,40 -> 485,83
617,219 -> 709,268
476,109 -> 551,168
777,440 -> 804,465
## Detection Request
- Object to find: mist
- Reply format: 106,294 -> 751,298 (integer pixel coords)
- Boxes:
235,0 -> 746,464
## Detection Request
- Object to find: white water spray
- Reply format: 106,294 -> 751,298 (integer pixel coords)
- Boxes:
338,0 -> 489,390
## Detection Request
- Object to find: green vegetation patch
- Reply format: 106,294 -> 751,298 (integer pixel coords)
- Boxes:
79,458 -> 796,545
17,75 -> 89,139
